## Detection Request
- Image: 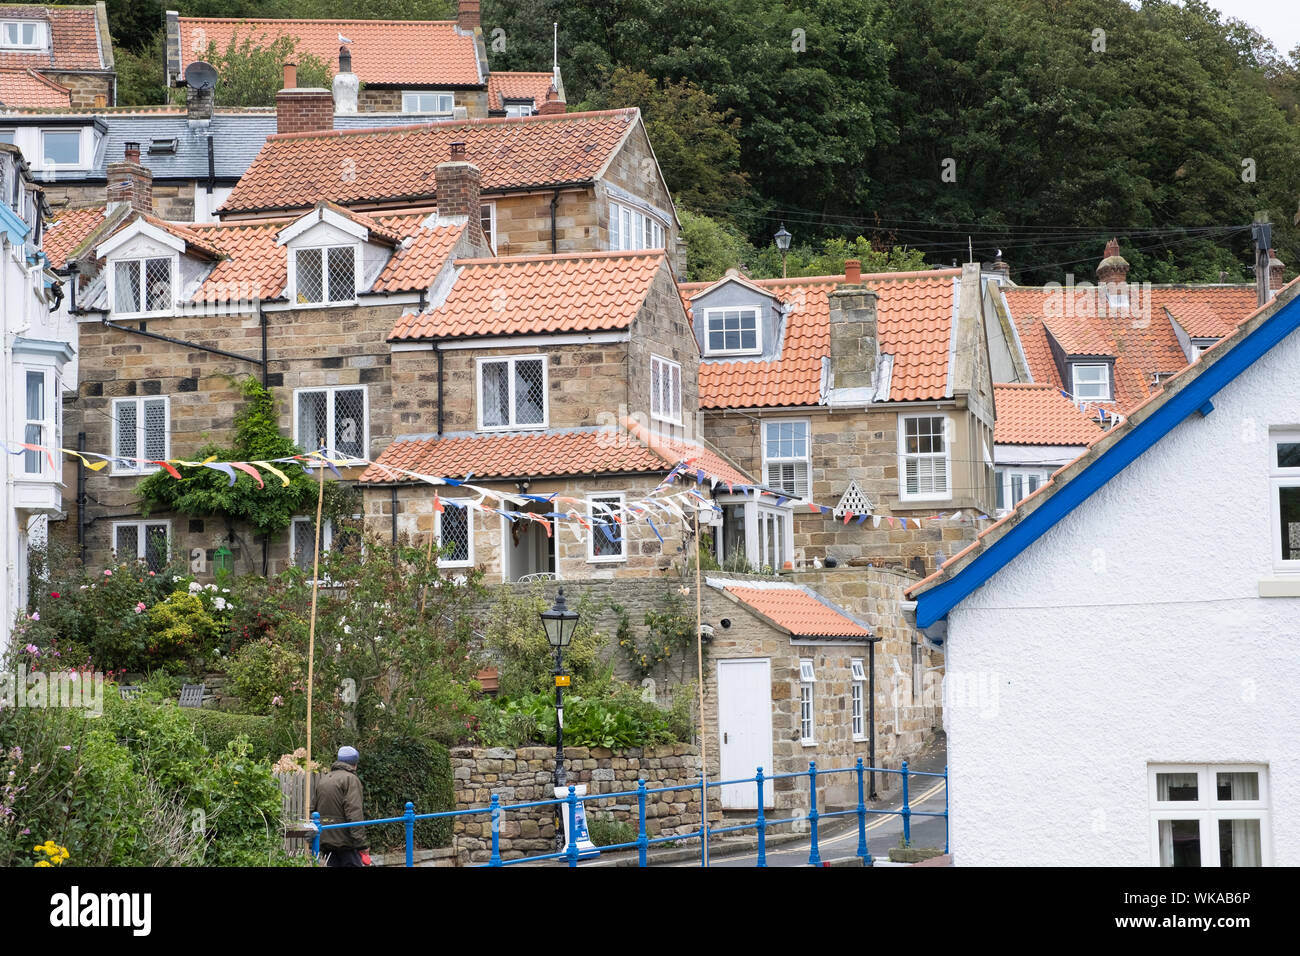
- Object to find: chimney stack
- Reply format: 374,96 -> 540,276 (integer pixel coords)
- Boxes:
1269,248 -> 1285,295
436,142 -> 488,251
276,61 -> 335,135
186,84 -> 213,122
844,259 -> 861,284
828,282 -> 879,394
1096,238 -> 1130,286
106,142 -> 153,216
537,85 -> 566,115
457,0 -> 481,32
332,46 -> 359,114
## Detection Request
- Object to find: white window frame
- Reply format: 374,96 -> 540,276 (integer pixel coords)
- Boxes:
109,255 -> 177,317
480,201 -> 497,253
702,306 -> 762,356
762,419 -> 811,501
1072,363 -> 1111,401
19,367 -> 54,477
898,414 -> 951,502
609,200 -> 665,252
290,243 -> 359,306
850,658 -> 866,741
799,659 -> 816,745
435,502 -> 474,568
1270,430 -> 1300,573
292,386 -> 369,465
587,493 -> 627,563
1191,340 -> 1216,360
503,101 -> 534,118
112,520 -> 171,569
1147,764 -> 1270,867
40,128 -> 82,169
1,20 -> 46,49
650,354 -> 682,426
997,467 -> 1050,512
111,396 -> 170,476
475,355 -> 549,431
402,91 -> 455,113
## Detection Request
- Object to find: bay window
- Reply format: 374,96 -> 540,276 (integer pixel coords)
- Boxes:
609,200 -> 665,251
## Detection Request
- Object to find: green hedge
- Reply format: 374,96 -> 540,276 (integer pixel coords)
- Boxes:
357,737 -> 454,850
181,709 -> 291,763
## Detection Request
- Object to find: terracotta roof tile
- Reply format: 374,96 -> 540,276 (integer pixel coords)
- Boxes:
42,205 -> 108,269
178,17 -> 480,87
1040,312 -> 1113,356
0,68 -> 68,107
488,72 -> 553,110
1160,287 -> 1257,338
625,418 -> 753,488
139,213 -> 226,261
993,383 -> 1103,446
220,109 -> 638,214
372,221 -> 465,293
0,7 -> 108,72
721,584 -> 870,638
389,250 -> 665,340
186,219 -> 290,302
684,269 -> 959,408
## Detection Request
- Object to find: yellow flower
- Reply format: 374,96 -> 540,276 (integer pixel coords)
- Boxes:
35,860 -> 51,867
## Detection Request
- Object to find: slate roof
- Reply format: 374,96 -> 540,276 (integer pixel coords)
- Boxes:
177,17 -> 482,87
0,5 -> 111,72
219,108 -> 639,215
992,383 -> 1104,446
682,269 -> 960,408
389,250 -> 665,341
713,580 -> 871,638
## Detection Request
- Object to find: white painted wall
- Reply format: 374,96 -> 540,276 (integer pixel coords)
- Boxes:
942,321 -> 1300,866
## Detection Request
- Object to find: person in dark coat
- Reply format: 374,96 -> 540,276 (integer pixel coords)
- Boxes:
314,746 -> 370,867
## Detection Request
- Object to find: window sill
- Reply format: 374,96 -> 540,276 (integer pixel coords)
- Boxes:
1258,577 -> 1300,597
800,739 -> 816,748
587,556 -> 627,565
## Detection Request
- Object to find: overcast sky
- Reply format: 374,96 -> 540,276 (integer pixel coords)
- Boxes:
1207,0 -> 1300,55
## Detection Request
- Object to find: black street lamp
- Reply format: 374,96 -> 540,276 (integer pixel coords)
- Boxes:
540,587 -> 579,847
775,223 -> 792,278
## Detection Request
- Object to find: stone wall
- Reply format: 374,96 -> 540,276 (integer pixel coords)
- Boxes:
43,71 -> 113,109
448,745 -> 705,864
490,188 -> 595,257
594,120 -> 681,275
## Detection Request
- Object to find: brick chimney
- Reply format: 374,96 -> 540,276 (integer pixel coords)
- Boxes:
828,276 -> 879,394
436,142 -> 487,250
1096,238 -> 1130,286
537,85 -> 566,115
1269,248 -> 1285,294
457,0 -> 481,32
276,62 -> 334,135
106,142 -> 153,216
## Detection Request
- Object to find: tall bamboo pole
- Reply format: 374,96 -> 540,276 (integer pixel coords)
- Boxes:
303,457 -> 326,822
694,505 -> 708,866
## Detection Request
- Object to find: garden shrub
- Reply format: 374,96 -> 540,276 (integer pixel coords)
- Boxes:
483,584 -> 610,698
226,637 -> 305,715
587,814 -> 636,848
181,709 -> 285,763
493,679 -> 692,749
356,736 -> 454,850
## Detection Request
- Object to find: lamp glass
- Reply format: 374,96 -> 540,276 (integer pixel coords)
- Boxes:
540,588 -> 579,648
774,224 -> 792,251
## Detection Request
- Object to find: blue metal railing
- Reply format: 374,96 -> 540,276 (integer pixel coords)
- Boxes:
310,758 -> 949,867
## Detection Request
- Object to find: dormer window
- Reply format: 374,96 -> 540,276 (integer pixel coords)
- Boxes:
293,245 -> 357,305
41,130 -> 81,168
1071,363 -> 1110,402
402,91 -> 454,113
610,200 -> 665,251
113,257 -> 174,315
704,306 -> 761,355
1,20 -> 46,49
503,101 -> 534,118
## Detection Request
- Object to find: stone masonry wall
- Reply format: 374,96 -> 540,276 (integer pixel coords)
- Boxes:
43,72 -> 113,109
448,745 -> 704,864
490,188 -> 595,257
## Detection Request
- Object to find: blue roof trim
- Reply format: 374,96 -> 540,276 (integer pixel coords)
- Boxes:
0,201 -> 30,245
915,291 -> 1300,629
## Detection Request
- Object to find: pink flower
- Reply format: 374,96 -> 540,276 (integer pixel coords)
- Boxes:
134,602 -> 146,614
50,592 -> 59,599
148,571 -> 155,576
23,644 -> 38,655
60,745 -> 71,751
51,651 -> 61,658
272,695 -> 284,707
29,612 -> 39,622
104,569 -> 112,577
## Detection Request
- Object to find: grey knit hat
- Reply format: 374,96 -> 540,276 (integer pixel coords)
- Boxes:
337,746 -> 360,765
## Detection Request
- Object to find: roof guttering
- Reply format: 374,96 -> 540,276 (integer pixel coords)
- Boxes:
912,285 -> 1300,629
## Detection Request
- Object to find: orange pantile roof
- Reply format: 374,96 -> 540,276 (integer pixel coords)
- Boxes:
0,6 -> 109,72
1002,285 -> 1258,414
177,17 -> 481,87
683,269 -> 959,408
390,250 -> 665,341
721,583 -> 870,638
139,213 -> 227,261
186,219 -> 289,303
488,72 -> 553,110
219,109 -> 638,214
0,68 -> 69,107
625,418 -> 753,488
42,205 -> 109,269
993,384 -> 1103,446
372,222 -> 466,293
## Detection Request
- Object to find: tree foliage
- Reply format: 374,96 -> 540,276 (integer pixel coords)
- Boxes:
198,35 -> 333,107
136,378 -> 323,541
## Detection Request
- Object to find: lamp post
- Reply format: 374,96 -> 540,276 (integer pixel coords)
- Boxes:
774,223 -> 792,279
540,587 -> 579,848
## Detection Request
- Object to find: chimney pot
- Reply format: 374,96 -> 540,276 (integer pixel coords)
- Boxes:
339,46 -> 351,74
1096,237 -> 1130,286
845,259 -> 861,284
283,62 -> 297,90
450,141 -> 466,161
124,142 -> 140,163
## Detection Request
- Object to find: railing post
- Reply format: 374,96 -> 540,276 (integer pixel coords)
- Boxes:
566,786 -> 580,867
901,759 -> 911,848
855,758 -> 869,865
807,761 -> 821,867
311,810 -> 321,861
404,801 -> 415,868
636,780 -> 648,868
489,794 -> 502,867
755,767 -> 767,869
944,764 -> 950,856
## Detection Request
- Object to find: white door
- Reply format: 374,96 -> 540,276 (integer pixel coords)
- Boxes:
717,658 -> 774,810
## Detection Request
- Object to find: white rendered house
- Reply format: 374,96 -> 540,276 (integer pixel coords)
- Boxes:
910,280 -> 1300,867
1,144 -> 72,655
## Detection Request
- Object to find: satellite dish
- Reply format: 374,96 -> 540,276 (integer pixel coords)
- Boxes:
184,61 -> 219,91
